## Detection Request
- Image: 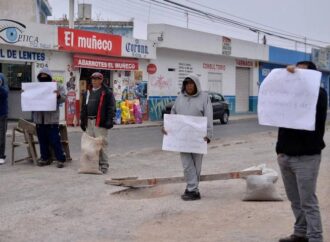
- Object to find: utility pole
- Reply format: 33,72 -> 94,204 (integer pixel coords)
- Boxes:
69,0 -> 74,29
185,11 -> 189,28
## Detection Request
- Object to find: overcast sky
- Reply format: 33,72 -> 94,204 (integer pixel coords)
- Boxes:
48,0 -> 330,51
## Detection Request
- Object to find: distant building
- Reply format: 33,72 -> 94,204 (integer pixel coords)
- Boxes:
48,3 -> 134,38
0,0 -> 52,24
48,19 -> 134,38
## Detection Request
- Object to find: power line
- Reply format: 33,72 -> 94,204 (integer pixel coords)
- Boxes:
162,0 -> 329,49
186,0 -> 330,45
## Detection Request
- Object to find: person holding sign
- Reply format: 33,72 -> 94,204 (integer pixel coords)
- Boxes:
276,62 -> 327,242
163,73 -> 213,201
32,68 -> 67,168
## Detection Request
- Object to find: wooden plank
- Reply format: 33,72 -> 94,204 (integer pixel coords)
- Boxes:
105,169 -> 262,187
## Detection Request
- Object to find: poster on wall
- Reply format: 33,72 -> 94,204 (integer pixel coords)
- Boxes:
66,91 -> 77,126
51,71 -> 65,85
178,62 -> 193,92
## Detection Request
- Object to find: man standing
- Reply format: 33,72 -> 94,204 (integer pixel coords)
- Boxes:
33,67 -> 67,168
0,73 -> 8,165
80,72 -> 115,174
277,61 -> 327,242
163,73 -> 213,201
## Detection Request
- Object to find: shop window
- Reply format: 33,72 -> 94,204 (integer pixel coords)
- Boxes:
1,63 -> 32,90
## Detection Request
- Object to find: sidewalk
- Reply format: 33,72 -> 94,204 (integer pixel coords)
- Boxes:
6,112 -> 258,135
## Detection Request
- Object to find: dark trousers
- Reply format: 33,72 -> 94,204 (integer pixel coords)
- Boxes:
0,115 -> 7,158
36,124 -> 65,162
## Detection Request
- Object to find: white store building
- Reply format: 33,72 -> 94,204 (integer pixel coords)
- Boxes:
146,24 -> 269,120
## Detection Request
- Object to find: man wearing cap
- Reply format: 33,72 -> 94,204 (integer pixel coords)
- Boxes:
33,67 -> 67,168
80,72 -> 115,174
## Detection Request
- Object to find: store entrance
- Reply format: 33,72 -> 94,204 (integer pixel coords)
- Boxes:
79,68 -> 111,89
0,62 -> 32,119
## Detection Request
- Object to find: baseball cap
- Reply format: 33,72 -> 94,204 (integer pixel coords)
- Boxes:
91,72 -> 103,79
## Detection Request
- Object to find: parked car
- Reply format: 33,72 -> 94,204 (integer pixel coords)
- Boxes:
161,91 -> 230,124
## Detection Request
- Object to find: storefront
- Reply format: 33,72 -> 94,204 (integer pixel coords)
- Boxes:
146,24 -> 268,120
0,19 -> 60,120
57,27 -> 156,124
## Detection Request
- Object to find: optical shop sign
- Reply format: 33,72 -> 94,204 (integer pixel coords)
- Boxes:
0,19 -> 57,49
0,46 -> 46,61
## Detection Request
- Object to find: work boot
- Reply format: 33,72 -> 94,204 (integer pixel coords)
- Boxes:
36,159 -> 52,167
56,161 -> 65,168
279,234 -> 308,242
181,189 -> 201,201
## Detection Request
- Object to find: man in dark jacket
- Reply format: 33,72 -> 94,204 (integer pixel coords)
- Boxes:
80,72 -> 115,174
277,61 -> 327,242
0,73 -> 8,165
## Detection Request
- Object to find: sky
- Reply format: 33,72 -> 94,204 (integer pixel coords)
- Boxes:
47,0 -> 330,51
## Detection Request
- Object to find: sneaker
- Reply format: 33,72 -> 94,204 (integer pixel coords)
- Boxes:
36,159 -> 52,167
279,234 -> 308,242
100,167 -> 108,174
56,161 -> 65,168
181,189 -> 201,201
0,158 -> 5,165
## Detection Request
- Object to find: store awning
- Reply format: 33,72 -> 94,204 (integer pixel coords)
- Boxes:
73,54 -> 139,70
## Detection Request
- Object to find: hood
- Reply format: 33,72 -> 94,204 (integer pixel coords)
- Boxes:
181,73 -> 201,95
37,67 -> 53,82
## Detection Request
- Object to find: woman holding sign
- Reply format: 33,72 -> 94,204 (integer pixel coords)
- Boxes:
163,73 -> 213,201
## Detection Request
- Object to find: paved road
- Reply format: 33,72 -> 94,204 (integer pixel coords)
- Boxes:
65,118 -> 275,154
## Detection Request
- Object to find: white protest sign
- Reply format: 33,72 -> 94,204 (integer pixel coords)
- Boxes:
258,68 -> 321,131
162,114 -> 207,154
21,82 -> 57,111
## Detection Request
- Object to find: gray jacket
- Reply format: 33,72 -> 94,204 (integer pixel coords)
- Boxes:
32,68 -> 66,124
171,73 -> 213,140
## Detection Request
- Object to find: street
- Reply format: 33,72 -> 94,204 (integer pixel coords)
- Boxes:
65,118 -> 275,154
0,119 -> 328,242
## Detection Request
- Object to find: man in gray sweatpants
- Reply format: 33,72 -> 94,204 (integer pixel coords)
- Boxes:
276,61 -> 327,242
164,73 -> 213,201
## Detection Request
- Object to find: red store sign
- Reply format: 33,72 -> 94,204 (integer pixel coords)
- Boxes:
58,27 -> 122,56
236,59 -> 254,68
202,63 -> 226,71
147,63 -> 157,74
73,54 -> 139,70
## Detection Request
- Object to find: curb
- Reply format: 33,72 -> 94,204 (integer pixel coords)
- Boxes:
6,114 -> 258,135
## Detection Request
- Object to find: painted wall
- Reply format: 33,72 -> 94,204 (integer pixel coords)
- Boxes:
269,46 -> 311,65
147,48 -> 238,120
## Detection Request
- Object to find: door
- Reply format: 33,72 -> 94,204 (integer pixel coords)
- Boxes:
208,72 -> 222,93
235,67 -> 250,112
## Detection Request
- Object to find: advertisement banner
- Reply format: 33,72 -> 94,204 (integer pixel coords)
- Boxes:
58,27 -> 122,56
66,90 -> 77,126
121,37 -> 156,59
0,19 -> 57,49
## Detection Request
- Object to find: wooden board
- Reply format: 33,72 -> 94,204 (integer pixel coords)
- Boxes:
105,169 -> 262,188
